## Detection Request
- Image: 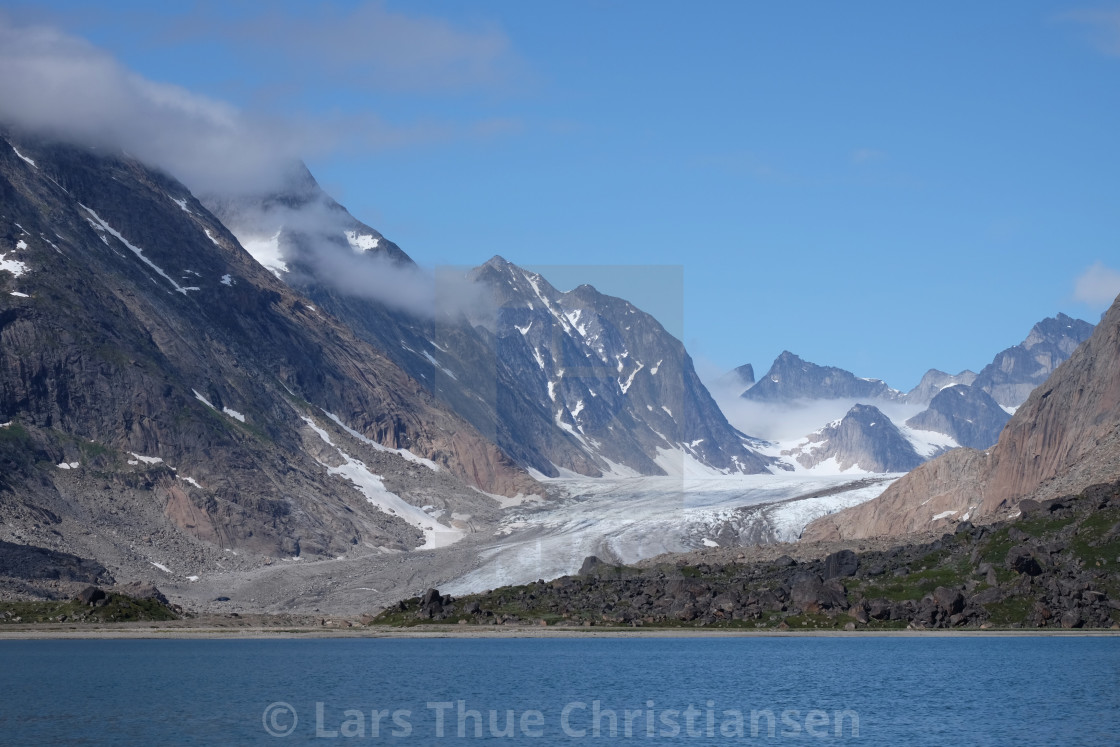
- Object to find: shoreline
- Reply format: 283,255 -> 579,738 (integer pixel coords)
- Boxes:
2,623 -> 1118,640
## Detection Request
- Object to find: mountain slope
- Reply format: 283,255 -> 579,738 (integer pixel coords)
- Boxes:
0,133 -> 537,574
904,369 -> 977,406
468,257 -> 772,475
781,404 -> 924,473
905,384 -> 1010,450
803,296 -> 1120,541
972,313 -> 1095,408
205,170 -> 771,478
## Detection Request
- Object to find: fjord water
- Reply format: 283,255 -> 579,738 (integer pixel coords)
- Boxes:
1,637 -> 1116,744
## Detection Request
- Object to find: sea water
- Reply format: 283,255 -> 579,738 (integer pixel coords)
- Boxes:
0,636 -> 1117,744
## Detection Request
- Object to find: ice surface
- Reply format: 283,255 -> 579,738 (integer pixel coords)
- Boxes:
444,473 -> 895,595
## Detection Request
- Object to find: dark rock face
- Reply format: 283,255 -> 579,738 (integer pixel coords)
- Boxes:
823,549 -> 859,580
733,364 -> 756,387
784,404 -> 924,473
0,133 -> 537,570
972,313 -> 1095,408
906,384 -> 1011,450
743,352 -> 900,403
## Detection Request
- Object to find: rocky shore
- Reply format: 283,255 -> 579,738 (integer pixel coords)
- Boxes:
375,481 -> 1120,631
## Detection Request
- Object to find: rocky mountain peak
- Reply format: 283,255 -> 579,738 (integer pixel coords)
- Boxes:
781,403 -> 923,473
743,352 -> 900,403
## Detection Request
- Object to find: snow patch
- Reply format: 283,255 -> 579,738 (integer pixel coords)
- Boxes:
130,453 -> 163,465
422,350 -> 457,380
220,274 -> 233,286
171,196 -> 192,214
193,390 -> 215,409
0,252 -> 28,277
931,510 -> 957,522
9,291 -> 29,298
11,145 -> 36,167
618,361 -> 644,394
222,407 -> 246,422
56,462 -> 80,470
344,230 -> 381,252
150,562 -> 171,573
302,416 -> 460,549
179,476 -> 203,488
240,230 -> 288,277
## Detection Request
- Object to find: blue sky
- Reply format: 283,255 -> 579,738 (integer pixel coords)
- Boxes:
3,1 -> 1120,390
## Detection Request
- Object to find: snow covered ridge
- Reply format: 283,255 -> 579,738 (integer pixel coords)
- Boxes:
80,205 -> 200,294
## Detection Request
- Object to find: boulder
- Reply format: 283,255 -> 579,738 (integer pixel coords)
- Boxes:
75,586 -> 106,606
822,549 -> 859,580
933,586 -> 964,615
1006,546 -> 1043,576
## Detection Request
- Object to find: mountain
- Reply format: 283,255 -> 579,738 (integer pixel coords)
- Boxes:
0,133 -> 538,580
905,384 -> 1010,450
781,404 -> 924,473
206,171 -> 771,478
904,369 -> 977,406
972,313 -> 1095,408
743,352 -> 900,403
466,257 -> 772,475
802,295 -> 1120,541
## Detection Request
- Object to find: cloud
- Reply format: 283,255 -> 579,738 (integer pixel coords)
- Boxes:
208,190 -> 489,320
0,13 -> 511,315
0,12 -> 523,195
0,17 -> 311,193
1073,261 -> 1120,307
1060,9 -> 1120,56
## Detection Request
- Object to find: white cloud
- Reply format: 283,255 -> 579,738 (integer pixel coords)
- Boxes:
0,17 -> 307,193
1073,261 -> 1120,307
0,12 -> 522,195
